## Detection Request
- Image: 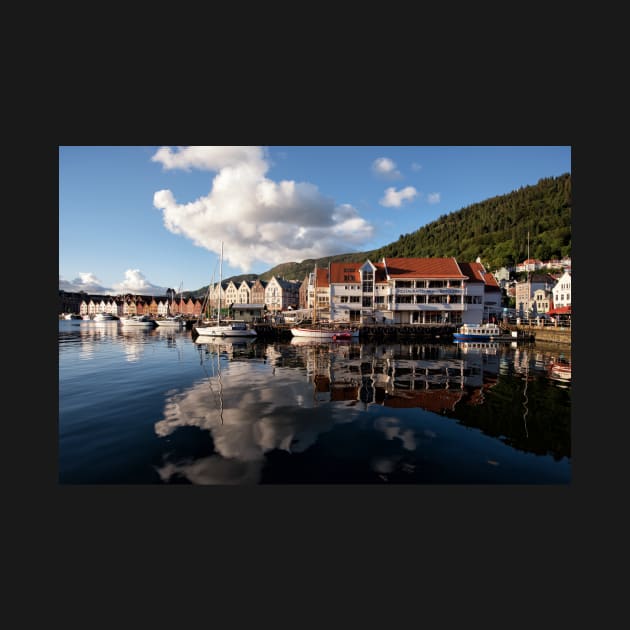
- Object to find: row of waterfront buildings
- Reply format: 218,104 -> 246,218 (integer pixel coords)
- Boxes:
59,256 -> 572,324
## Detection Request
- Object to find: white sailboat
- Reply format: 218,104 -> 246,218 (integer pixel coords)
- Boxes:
290,263 -> 359,340
194,242 -> 257,338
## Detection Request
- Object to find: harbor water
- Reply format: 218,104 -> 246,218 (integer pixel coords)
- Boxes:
58,320 -> 571,484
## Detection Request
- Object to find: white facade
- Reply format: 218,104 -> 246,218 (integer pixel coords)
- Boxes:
463,283 -> 485,325
265,276 -> 299,313
224,281 -> 238,306
515,276 -> 556,315
329,279 -> 361,323
533,289 -> 552,314
492,266 -> 511,287
552,270 -> 572,308
237,281 -> 252,304
265,277 -> 283,313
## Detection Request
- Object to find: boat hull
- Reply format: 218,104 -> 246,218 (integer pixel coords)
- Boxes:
93,314 -> 116,322
194,325 -> 257,337
290,327 -> 359,339
155,319 -> 184,327
120,316 -> 155,326
453,333 -> 495,341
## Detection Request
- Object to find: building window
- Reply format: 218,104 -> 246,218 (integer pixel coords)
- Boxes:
428,280 -> 446,288
464,295 -> 482,304
362,296 -> 373,307
350,296 -> 360,303
362,270 -> 373,294
374,296 -> 384,304
396,280 -> 412,288
340,296 -> 349,303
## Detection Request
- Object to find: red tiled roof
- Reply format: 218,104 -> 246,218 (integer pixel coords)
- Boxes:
383,257 -> 466,279
329,261 -> 362,284
458,262 -> 501,288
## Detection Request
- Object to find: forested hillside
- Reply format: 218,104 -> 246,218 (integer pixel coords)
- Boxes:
191,173 -> 571,293
372,173 -> 571,268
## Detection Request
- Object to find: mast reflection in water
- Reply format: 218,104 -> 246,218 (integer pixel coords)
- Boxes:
58,321 -> 571,484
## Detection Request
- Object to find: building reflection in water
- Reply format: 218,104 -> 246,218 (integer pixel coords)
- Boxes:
151,339 -> 569,484
294,339 -> 500,413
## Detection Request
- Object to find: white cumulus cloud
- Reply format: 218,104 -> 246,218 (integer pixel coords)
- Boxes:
152,146 -> 375,271
427,192 -> 441,204
59,270 -> 167,295
151,146 -> 267,172
112,269 -> 167,295
59,272 -> 111,294
371,157 -> 402,179
379,186 -> 418,208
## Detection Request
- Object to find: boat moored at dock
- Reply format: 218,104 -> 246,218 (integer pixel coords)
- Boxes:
120,315 -> 156,327
155,314 -> 184,327
290,326 -> 359,340
93,312 -> 116,322
453,323 -> 510,341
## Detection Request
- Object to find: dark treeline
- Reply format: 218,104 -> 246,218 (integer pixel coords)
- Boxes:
191,173 -> 571,294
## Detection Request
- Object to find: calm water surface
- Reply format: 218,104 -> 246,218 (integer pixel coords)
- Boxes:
58,320 -> 571,484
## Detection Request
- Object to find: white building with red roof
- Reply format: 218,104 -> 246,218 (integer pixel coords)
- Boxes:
552,270 -> 571,309
322,257 -> 501,325
516,258 -> 544,273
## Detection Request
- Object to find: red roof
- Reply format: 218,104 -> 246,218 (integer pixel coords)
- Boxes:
458,262 -> 500,288
383,257 -> 465,279
329,261 -> 361,284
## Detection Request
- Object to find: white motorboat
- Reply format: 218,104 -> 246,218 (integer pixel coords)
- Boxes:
155,315 -> 184,327
93,312 -> 116,322
120,315 -> 155,327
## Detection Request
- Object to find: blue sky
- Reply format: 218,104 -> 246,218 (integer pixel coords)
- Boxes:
59,146 -> 571,295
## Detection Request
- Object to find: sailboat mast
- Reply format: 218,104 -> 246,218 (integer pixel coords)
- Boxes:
313,263 -> 317,322
527,230 -> 531,315
218,241 -> 223,325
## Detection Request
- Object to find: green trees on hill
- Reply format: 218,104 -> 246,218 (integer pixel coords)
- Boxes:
371,173 -> 571,269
